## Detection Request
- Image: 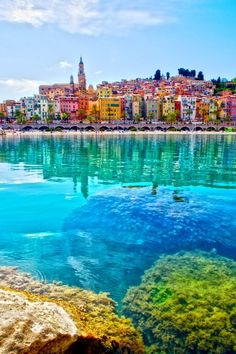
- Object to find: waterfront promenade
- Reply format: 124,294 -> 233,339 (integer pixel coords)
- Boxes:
1,122 -> 235,133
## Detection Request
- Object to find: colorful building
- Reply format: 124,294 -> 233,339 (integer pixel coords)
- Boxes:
97,87 -> 113,99
161,95 -> 175,118
59,97 -> 79,120
145,97 -> 160,121
99,97 -> 122,121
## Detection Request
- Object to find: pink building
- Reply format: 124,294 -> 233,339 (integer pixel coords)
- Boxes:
229,96 -> 236,121
59,97 -> 79,120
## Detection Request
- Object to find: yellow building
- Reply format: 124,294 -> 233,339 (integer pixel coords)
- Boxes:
99,97 -> 122,121
161,95 -> 175,117
0,103 -> 6,117
132,94 -> 143,118
97,87 -> 113,99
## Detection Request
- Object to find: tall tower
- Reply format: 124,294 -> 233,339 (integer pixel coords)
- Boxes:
78,57 -> 86,91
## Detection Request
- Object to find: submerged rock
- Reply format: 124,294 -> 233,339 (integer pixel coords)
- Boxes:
0,267 -> 144,354
123,252 -> 236,354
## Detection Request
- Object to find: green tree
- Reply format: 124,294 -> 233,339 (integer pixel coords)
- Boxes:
134,113 -> 141,124
0,112 -> 5,121
87,115 -> 95,124
91,104 -> 99,123
147,112 -> 154,124
166,111 -> 177,124
32,114 -> 40,123
61,112 -> 70,122
47,105 -> 55,122
107,106 -> 113,123
78,109 -> 86,123
15,110 -> 26,124
154,70 -> 161,81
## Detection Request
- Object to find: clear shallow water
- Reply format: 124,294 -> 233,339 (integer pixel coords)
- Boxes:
0,134 -> 236,302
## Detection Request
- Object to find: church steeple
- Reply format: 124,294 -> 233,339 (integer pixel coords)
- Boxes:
78,57 -> 86,91
70,75 -> 74,85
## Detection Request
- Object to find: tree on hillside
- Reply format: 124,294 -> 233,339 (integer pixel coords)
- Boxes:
178,68 -> 197,78
154,70 -> 161,81
197,71 -> 204,81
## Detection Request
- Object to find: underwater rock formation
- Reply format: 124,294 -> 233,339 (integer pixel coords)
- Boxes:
0,267 -> 144,354
123,252 -> 236,354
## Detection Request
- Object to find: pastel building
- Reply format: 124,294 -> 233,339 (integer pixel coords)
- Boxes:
161,95 -> 175,117
99,97 -> 122,121
59,97 -> 79,120
145,97 -> 160,121
132,94 -> 143,119
123,95 -> 133,120
209,99 -> 218,121
177,96 -> 197,121
97,87 -> 113,99
78,95 -> 89,115
0,103 -> 7,117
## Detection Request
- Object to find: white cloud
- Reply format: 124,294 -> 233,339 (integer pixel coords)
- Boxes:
95,70 -> 103,75
0,0 -> 177,36
0,79 -> 43,100
59,61 -> 73,69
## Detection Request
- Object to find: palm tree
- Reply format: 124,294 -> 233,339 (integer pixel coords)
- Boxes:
61,112 -> 70,122
134,113 -> 141,124
0,112 -> 5,122
91,104 -> 99,123
78,109 -> 86,123
147,112 -> 154,124
47,104 -> 55,123
166,112 -> 177,124
87,115 -> 95,124
107,106 -> 113,123
186,108 -> 193,122
15,110 -> 26,124
32,114 -> 40,123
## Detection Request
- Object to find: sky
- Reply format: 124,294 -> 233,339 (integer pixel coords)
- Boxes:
0,0 -> 235,100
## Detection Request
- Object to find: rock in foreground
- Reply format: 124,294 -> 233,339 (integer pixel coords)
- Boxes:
0,289 -> 77,354
0,268 -> 144,354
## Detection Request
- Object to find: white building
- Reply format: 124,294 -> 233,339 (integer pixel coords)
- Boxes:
177,96 -> 197,121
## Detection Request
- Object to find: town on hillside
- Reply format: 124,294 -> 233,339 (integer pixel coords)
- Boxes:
0,58 -> 236,125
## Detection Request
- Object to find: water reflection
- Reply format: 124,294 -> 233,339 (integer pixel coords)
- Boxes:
0,134 -> 236,302
0,134 -> 236,197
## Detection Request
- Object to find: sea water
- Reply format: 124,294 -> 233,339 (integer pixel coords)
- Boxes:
0,134 -> 235,302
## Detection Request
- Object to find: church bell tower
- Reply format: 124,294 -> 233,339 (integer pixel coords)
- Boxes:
78,57 -> 86,91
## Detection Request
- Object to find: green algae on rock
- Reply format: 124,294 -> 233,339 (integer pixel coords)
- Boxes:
0,267 -> 144,354
123,252 -> 236,354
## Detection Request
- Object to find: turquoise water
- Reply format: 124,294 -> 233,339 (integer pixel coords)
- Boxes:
0,134 -> 236,302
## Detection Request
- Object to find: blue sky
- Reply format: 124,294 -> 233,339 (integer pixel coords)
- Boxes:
0,0 -> 235,100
